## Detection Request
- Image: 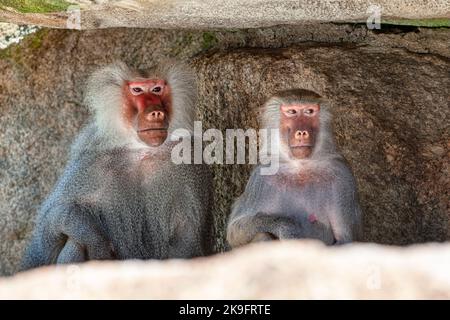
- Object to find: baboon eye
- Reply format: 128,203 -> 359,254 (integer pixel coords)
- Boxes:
130,86 -> 144,95
304,109 -> 315,115
286,109 -> 297,115
152,86 -> 162,93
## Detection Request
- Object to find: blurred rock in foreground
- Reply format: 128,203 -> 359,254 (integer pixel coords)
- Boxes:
0,241 -> 449,299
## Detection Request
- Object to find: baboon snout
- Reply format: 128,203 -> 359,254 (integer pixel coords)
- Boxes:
148,110 -> 165,121
295,130 -> 309,140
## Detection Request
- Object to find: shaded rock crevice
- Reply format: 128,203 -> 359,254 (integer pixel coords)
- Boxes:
0,24 -> 448,275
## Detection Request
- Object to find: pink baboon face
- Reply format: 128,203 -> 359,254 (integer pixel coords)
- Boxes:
280,103 -> 320,159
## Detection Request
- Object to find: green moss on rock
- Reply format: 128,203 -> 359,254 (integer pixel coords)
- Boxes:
169,33 -> 195,56
382,18 -> 450,28
0,29 -> 48,64
27,29 -> 48,49
0,46 -> 13,60
202,32 -> 218,50
0,0 -> 72,13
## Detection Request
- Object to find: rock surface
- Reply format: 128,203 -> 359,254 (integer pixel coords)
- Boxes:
0,0 -> 449,29
0,25 -> 449,276
193,42 -> 450,249
1,240 -> 450,299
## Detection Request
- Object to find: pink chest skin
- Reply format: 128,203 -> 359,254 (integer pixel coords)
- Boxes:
308,214 -> 318,223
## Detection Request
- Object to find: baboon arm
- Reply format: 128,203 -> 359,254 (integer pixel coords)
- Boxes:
58,207 -> 115,261
56,239 -> 86,264
227,213 -> 299,248
328,207 -> 356,244
227,215 -> 260,248
20,230 -> 66,271
21,203 -> 114,271
329,185 -> 362,244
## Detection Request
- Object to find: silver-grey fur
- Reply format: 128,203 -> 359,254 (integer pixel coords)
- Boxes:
21,61 -> 213,270
227,89 -> 362,247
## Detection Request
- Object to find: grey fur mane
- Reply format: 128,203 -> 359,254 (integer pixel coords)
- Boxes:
80,61 -> 197,153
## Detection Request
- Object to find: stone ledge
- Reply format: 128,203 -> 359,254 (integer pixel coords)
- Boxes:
1,241 -> 449,299
0,0 -> 449,29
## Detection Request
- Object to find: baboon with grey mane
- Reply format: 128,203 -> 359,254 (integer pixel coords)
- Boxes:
21,61 -> 214,270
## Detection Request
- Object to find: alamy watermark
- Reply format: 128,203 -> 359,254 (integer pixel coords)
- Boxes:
67,5 -> 81,30
170,122 -> 281,175
366,5 -> 382,30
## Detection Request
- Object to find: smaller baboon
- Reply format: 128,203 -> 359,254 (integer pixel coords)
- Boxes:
227,89 -> 362,248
